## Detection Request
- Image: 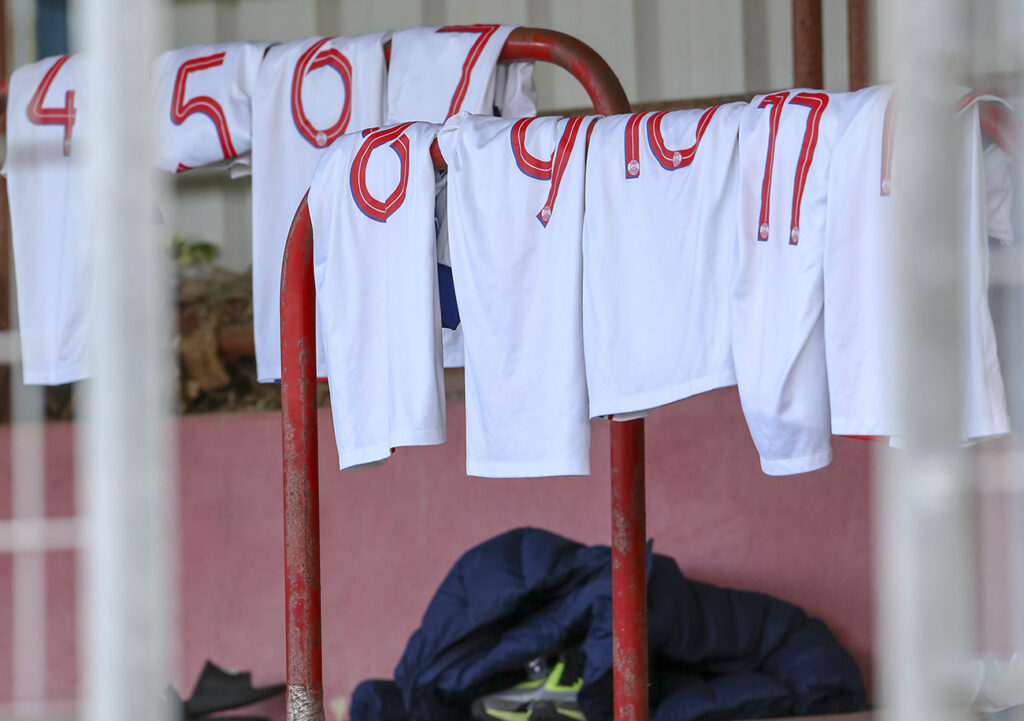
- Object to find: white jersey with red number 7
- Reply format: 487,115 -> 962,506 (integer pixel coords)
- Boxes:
386,24 -> 538,369
731,89 -> 854,476
3,54 -> 90,384
151,41 -> 272,175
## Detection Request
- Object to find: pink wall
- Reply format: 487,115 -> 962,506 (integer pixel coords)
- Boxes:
0,386 -> 873,714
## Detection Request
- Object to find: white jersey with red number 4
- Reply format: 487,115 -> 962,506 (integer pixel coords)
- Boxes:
151,42 -> 271,175
310,122 -> 445,470
732,89 -> 854,475
251,33 -> 387,383
438,112 -> 594,477
583,105 -> 744,417
386,24 -> 538,369
824,86 -> 1010,440
4,54 -> 89,385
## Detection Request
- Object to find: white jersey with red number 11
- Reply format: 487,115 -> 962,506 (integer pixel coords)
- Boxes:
151,42 -> 271,175
732,89 -> 853,476
251,33 -> 388,383
4,54 -> 90,385
824,86 -> 1010,441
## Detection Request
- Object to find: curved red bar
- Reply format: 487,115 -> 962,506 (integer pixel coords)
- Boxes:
281,28 -> 634,721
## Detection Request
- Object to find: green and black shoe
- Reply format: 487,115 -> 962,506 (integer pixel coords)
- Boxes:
471,649 -> 586,721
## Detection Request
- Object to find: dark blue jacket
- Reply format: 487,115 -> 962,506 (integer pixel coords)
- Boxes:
351,528 -> 865,721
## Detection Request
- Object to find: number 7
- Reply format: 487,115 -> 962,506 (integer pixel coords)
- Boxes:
435,24 -> 501,119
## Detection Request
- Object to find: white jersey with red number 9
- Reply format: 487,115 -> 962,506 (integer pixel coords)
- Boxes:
251,33 -> 388,383
732,89 -> 854,476
151,41 -> 272,175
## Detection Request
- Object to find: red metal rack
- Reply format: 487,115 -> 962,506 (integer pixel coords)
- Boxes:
279,27 -> 636,721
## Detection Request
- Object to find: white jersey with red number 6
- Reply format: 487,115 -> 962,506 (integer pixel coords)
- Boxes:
251,33 -> 388,383
151,41 -> 271,175
3,54 -> 90,385
583,104 -> 744,418
386,24 -> 538,369
310,122 -> 445,470
438,112 -> 594,478
824,85 -> 1010,440
732,89 -> 854,475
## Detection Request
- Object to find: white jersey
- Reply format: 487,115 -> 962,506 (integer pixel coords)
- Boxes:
310,122 -> 445,469
732,89 -> 853,475
438,113 -> 593,477
4,54 -> 90,385
824,86 -> 1010,440
151,42 -> 271,175
386,24 -> 538,369
252,33 -> 388,382
583,105 -> 743,417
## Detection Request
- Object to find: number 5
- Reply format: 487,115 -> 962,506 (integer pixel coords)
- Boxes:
171,52 -> 237,162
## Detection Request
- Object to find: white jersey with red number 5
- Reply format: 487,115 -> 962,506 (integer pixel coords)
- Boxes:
386,24 -> 538,369
824,85 -> 1010,441
732,89 -> 854,475
251,33 -> 388,383
583,105 -> 744,418
151,41 -> 272,175
3,54 -> 90,385
310,122 -> 445,470
438,112 -> 595,478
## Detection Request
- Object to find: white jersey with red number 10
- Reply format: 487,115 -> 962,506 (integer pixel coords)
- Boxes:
438,113 -> 594,478
732,89 -> 853,475
824,86 -> 1010,440
583,104 -> 744,418
386,24 -> 538,369
310,122 -> 445,470
251,33 -> 388,383
151,42 -> 271,175
3,54 -> 90,385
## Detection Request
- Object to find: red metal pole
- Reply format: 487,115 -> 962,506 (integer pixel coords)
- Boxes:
279,27 -> 634,721
792,0 -> 824,88
280,193 -> 325,721
847,0 -> 870,90
610,418 -> 647,721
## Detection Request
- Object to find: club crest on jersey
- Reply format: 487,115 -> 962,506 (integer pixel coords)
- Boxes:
349,123 -> 413,223
510,116 -> 587,227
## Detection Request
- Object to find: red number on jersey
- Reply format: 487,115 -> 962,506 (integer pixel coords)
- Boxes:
756,91 -> 829,245
623,106 -> 720,178
880,94 -> 896,196
27,54 -> 77,156
292,38 -> 353,148
510,116 -> 587,226
435,24 -> 501,119
349,122 -> 413,222
171,52 -> 238,162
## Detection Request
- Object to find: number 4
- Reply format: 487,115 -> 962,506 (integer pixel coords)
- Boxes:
756,91 -> 829,245
27,54 -> 77,156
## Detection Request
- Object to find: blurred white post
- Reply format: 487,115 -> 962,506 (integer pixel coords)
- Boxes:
877,1 -> 974,720
74,0 -> 174,719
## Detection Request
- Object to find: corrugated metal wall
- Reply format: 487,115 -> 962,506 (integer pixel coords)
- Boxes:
170,0 -> 853,271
